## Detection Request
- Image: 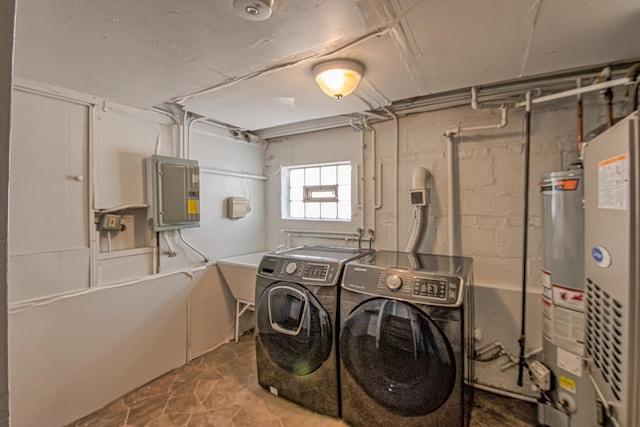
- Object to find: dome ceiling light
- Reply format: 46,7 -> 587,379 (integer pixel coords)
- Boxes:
233,0 -> 273,21
312,59 -> 365,100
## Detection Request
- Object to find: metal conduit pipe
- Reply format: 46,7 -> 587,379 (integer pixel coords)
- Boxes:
517,91 -> 533,387
178,229 -> 209,264
186,116 -> 208,159
445,134 -> 456,256
149,107 -> 183,157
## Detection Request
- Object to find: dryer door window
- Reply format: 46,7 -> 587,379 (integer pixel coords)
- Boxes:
340,298 -> 456,416
256,282 -> 332,376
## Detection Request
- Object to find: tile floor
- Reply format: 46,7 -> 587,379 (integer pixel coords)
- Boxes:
70,333 -> 537,427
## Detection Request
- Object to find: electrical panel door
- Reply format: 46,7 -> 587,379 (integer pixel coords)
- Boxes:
147,155 -> 200,231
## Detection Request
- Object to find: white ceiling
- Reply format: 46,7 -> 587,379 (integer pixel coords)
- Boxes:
13,0 -> 640,132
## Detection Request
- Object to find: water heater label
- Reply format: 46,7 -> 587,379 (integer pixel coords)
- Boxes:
557,348 -> 582,377
541,270 -> 552,300
559,376 -> 577,394
552,285 -> 585,312
598,153 -> 629,210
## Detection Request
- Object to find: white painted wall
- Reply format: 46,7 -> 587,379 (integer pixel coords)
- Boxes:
9,273 -> 190,427
265,125 -> 365,248
9,90 -> 90,301
0,1 -> 14,426
7,83 -> 267,425
265,93 -> 627,395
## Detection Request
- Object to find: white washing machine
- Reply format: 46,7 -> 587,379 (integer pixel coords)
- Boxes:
254,245 -> 373,418
339,251 -> 474,427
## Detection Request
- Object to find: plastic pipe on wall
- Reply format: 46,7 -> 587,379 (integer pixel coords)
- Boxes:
280,229 -> 363,249
383,107 -> 400,251
362,119 -> 381,237
349,119 -> 366,233
443,104 -> 509,256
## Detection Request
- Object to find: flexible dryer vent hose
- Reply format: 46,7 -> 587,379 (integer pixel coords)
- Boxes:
405,167 -> 430,253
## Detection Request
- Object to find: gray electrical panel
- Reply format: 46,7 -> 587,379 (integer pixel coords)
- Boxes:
146,155 -> 200,231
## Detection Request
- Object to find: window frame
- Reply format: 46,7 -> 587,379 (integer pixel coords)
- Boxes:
281,161 -> 352,221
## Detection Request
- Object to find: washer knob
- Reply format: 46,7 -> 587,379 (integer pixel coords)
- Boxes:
285,262 -> 298,275
386,274 -> 403,291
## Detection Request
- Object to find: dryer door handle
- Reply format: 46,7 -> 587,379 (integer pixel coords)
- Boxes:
267,285 -> 309,336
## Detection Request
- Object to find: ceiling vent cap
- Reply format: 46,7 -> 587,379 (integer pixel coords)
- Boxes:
233,0 -> 273,21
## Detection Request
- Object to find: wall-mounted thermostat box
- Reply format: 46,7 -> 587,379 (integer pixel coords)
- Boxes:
226,197 -> 251,219
146,155 -> 200,231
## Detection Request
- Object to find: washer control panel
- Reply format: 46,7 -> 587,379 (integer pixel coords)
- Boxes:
258,256 -> 338,285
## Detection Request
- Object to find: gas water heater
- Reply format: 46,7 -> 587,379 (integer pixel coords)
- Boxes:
538,165 -> 598,426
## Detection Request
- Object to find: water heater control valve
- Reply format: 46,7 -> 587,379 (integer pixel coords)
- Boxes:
386,274 -> 403,291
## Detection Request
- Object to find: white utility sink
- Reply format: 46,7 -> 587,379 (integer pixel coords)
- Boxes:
217,251 -> 266,342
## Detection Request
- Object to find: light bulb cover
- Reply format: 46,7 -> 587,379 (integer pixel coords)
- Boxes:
312,59 -> 365,100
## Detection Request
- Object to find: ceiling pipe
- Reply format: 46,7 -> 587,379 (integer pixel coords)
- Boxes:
471,86 -> 514,110
515,77 -> 630,108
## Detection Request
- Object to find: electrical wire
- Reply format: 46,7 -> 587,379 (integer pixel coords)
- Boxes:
178,229 -> 209,263
160,231 -> 178,257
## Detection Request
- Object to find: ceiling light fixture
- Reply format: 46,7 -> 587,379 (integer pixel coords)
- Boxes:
233,0 -> 273,21
312,59 -> 365,100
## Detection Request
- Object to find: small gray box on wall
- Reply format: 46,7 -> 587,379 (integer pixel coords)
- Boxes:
146,155 -> 200,231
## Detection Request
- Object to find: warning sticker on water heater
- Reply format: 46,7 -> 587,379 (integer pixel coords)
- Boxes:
598,153 -> 629,210
553,285 -> 585,312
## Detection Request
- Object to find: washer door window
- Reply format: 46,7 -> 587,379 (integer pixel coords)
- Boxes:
256,282 -> 332,376
340,298 -> 456,416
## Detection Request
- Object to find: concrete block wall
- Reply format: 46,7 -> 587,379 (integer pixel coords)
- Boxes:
265,89 -> 631,394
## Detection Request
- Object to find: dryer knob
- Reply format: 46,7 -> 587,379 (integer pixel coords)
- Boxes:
285,262 -> 298,275
386,274 -> 403,291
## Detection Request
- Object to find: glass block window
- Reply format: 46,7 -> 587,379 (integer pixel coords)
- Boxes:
285,162 -> 351,220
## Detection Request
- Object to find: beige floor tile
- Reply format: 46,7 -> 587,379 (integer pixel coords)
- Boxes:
70,332 -> 536,426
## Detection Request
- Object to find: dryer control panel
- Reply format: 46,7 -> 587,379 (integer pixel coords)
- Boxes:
342,265 -> 465,307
